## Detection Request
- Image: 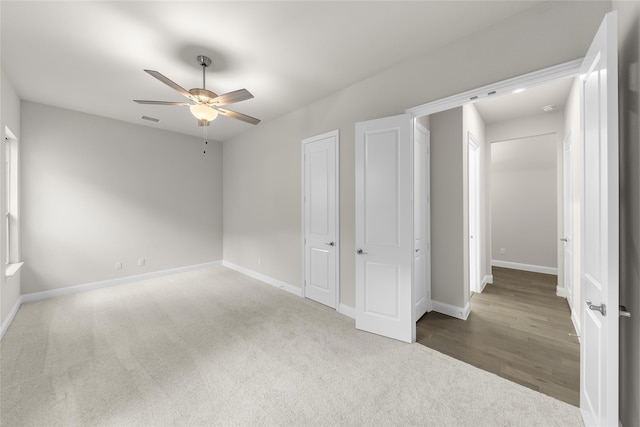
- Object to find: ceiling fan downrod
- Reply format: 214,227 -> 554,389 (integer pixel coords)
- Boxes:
197,55 -> 211,90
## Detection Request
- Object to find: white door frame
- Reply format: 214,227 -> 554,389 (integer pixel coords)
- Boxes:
406,60 -> 582,118
468,132 -> 481,294
301,129 -> 340,310
407,60 -> 582,304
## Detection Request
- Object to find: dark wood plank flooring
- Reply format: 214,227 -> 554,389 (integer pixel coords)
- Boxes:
416,267 -> 580,406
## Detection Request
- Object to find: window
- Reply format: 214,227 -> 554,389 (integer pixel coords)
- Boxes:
4,126 -> 21,276
5,138 -> 9,265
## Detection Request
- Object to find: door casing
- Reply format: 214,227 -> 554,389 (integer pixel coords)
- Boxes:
468,132 -> 481,294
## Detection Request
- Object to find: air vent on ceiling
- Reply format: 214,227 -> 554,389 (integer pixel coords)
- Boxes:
141,115 -> 160,123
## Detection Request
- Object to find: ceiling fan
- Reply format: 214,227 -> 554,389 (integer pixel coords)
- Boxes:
134,55 -> 260,126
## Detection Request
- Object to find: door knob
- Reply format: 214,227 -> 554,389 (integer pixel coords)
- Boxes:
586,300 -> 606,316
620,305 -> 631,318
325,241 -> 335,246
357,248 -> 368,255
560,237 -> 568,242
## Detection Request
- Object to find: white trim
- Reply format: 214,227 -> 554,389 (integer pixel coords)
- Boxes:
0,296 -> 22,341
468,132 -> 481,294
21,261 -> 222,304
431,300 -> 470,320
556,285 -> 568,298
5,261 -> 23,277
222,261 -> 302,297
406,59 -> 582,117
338,303 -> 356,319
491,259 -> 558,275
300,129 -> 340,310
571,308 -> 581,343
479,274 -> 492,293
3,126 -> 17,141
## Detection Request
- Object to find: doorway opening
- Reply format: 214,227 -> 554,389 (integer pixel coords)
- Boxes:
413,72 -> 582,405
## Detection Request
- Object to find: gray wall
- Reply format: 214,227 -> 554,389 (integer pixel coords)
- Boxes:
1,69 -> 21,326
486,112 -> 565,273
222,1 -> 611,310
615,1 -> 640,425
430,108 -> 465,308
491,135 -> 558,269
20,102 -> 223,294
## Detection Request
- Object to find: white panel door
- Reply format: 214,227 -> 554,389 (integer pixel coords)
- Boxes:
303,130 -> 338,309
579,11 -> 619,427
414,123 -> 431,320
355,114 -> 414,343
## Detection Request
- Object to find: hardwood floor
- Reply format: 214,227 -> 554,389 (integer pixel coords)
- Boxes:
416,267 -> 580,406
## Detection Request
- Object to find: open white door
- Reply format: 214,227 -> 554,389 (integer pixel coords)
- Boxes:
355,113 -> 414,343
414,123 -> 431,320
303,130 -> 339,309
562,132 -> 574,309
580,11 -> 619,427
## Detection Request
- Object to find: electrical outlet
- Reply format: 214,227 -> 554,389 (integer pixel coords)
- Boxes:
138,258 -> 145,267
115,261 -> 123,270
499,248 -> 506,255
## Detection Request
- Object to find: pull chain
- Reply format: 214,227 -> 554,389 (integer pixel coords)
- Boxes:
203,124 -> 208,154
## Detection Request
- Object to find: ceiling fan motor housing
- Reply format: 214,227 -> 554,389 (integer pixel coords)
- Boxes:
189,88 -> 218,104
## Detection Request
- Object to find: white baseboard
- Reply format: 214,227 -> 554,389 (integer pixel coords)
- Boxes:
222,261 -> 302,297
0,296 -> 23,341
21,261 -> 223,304
221,262 -> 361,322
338,303 -> 356,319
556,285 -> 568,298
432,300 -> 470,320
1,261 -> 222,342
478,275 -> 493,293
491,260 -> 557,275
2,259 -> 352,342
571,309 -> 581,343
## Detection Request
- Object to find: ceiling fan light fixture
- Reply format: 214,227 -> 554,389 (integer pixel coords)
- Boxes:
190,104 -> 218,121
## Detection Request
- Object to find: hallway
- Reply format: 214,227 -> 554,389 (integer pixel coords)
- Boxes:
416,267 -> 579,406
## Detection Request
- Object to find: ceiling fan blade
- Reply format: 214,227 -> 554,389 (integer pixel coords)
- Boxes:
215,107 -> 261,125
134,100 -> 191,106
144,69 -> 194,101
211,89 -> 254,106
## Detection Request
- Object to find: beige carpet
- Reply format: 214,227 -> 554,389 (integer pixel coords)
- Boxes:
1,266 -> 583,426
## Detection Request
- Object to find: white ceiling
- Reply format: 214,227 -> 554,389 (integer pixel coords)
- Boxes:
2,1 -> 548,141
474,77 -> 575,125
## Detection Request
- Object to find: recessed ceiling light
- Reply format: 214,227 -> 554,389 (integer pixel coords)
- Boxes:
512,88 -> 526,94
542,105 -> 556,112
